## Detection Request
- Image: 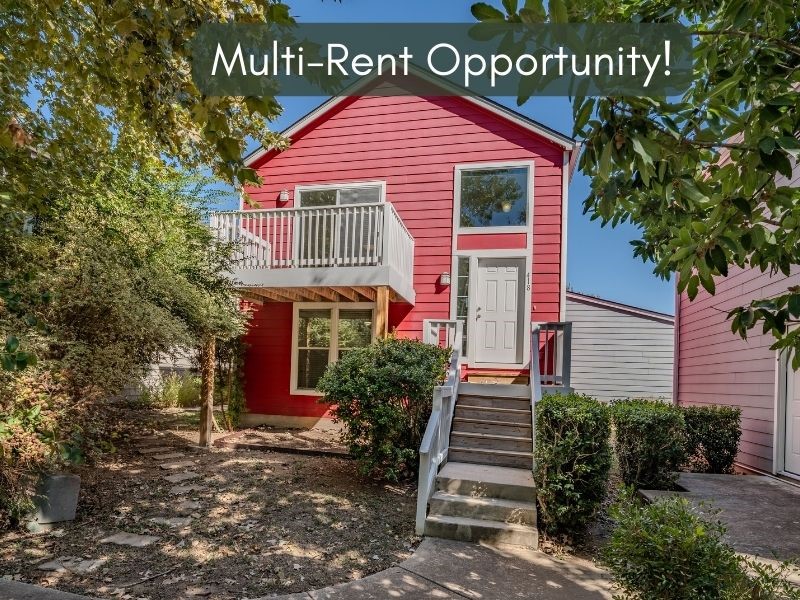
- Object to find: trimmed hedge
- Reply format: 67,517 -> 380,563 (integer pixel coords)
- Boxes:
604,492 -> 744,599
534,393 -> 612,538
682,405 -> 741,474
317,337 -> 450,481
612,400 -> 687,490
604,492 -> 800,599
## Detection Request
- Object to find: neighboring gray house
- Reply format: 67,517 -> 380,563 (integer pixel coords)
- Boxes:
565,291 -> 674,401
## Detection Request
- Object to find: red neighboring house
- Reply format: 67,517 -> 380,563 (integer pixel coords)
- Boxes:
213,70 -> 577,427
674,157 -> 800,479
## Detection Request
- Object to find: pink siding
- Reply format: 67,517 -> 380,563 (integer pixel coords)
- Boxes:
242,77 -> 566,418
676,159 -> 800,472
677,267 -> 800,472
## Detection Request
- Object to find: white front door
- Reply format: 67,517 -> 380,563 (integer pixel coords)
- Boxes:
474,258 -> 524,364
785,366 -> 800,475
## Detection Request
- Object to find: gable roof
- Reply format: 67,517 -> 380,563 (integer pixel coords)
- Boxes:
244,63 -> 577,169
567,291 -> 674,325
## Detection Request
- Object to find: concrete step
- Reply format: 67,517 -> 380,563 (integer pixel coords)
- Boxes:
436,462 -> 535,502
449,446 -> 532,469
457,395 -> 531,411
424,514 -> 538,547
451,431 -> 532,453
458,382 -> 530,399
429,491 -> 537,525
452,417 -> 532,437
454,405 -> 530,424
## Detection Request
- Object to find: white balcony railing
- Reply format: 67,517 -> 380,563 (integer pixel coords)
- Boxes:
210,202 -> 415,302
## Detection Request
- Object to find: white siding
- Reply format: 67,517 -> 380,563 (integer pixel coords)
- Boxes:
566,295 -> 674,402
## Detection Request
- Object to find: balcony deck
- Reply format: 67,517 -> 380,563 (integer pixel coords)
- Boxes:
210,202 -> 415,304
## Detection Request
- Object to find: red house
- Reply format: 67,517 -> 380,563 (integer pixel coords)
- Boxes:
213,70 -> 577,428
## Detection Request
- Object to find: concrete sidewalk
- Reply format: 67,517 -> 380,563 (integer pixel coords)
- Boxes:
0,538 -> 612,600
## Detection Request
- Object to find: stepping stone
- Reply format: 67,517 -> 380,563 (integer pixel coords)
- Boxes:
152,452 -> 185,461
164,472 -> 200,484
100,532 -> 159,547
136,437 -> 165,446
150,516 -> 192,528
38,557 -> 107,575
160,460 -> 196,470
169,484 -> 206,495
175,500 -> 202,513
137,446 -> 173,454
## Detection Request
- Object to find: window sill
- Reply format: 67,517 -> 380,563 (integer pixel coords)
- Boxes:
458,226 -> 529,235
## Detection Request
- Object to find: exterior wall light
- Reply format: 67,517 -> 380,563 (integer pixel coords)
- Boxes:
439,272 -> 451,286
278,189 -> 290,204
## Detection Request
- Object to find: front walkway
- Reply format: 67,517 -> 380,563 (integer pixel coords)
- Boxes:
1,538 -> 613,600
641,472 -> 800,561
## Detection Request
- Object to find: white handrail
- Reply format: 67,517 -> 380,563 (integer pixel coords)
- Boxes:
530,321 -> 574,467
530,323 -> 543,467
416,319 -> 463,535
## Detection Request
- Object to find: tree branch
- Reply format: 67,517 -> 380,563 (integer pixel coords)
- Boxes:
693,29 -> 800,56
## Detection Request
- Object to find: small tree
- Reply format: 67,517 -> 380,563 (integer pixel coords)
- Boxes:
317,337 -> 450,481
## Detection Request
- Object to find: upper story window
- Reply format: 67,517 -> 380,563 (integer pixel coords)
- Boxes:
458,166 -> 529,229
298,183 -> 384,207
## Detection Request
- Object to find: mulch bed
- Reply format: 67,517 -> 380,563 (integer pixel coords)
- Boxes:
0,430 -> 419,600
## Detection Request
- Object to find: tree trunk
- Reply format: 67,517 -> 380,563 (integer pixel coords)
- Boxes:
199,335 -> 216,447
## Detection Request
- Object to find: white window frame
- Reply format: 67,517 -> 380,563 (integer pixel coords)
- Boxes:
290,302 -> 376,396
295,180 -> 387,206
454,161 -> 533,235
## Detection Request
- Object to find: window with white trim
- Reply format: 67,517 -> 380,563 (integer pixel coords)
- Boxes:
296,183 -> 385,264
298,183 -> 383,207
293,304 -> 375,392
458,167 -> 529,228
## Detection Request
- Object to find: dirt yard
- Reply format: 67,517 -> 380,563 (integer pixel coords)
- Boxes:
0,423 -> 419,600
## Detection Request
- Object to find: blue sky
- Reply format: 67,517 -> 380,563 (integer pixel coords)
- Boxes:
247,0 -> 675,314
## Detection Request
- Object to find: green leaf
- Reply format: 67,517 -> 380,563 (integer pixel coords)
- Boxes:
5,336 -> 19,353
680,179 -> 708,204
471,2 -> 506,21
710,246 -> 728,276
548,0 -> 569,22
788,295 -> 800,318
708,74 -> 742,99
777,136 -> 800,156
502,0 -> 518,15
598,140 -> 613,181
519,4 -> 545,22
574,99 -> 595,133
631,136 -> 655,167
758,137 -> 776,155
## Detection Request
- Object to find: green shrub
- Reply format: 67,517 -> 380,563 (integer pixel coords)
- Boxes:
317,336 -> 450,481
534,393 -> 611,539
175,373 -> 201,408
612,400 -> 687,490
604,491 -> 800,599
138,372 -> 200,408
216,337 -> 246,429
682,405 -> 741,474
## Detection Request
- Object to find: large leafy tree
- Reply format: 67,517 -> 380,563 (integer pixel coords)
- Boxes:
472,0 -> 800,362
1,159 -> 245,395
1,0 -> 297,367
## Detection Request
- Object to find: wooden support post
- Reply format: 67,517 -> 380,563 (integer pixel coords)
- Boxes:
376,285 -> 390,338
199,335 -> 216,447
